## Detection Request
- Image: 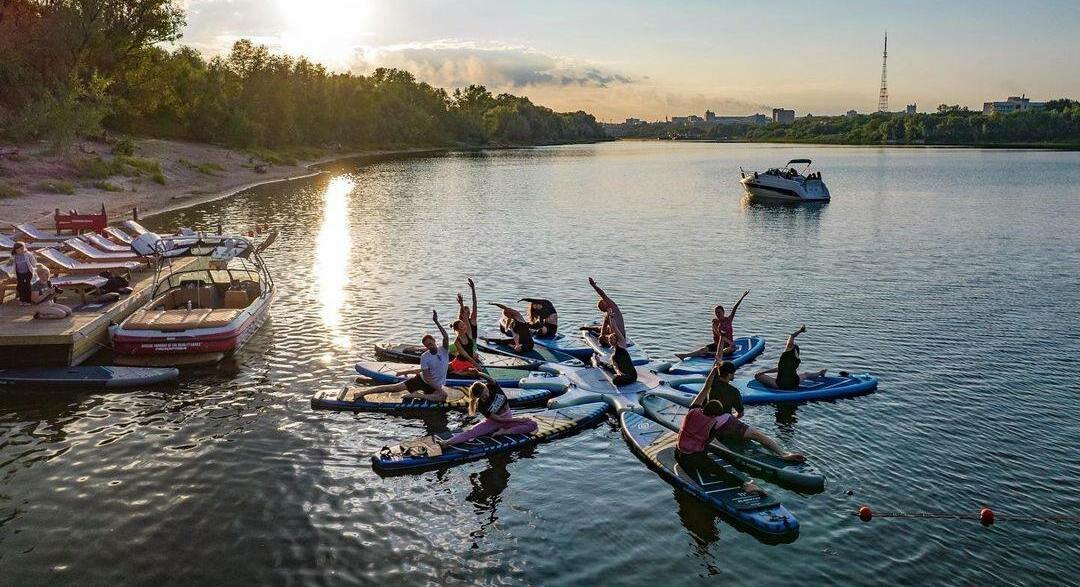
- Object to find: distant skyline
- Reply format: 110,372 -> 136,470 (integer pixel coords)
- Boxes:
178,0 -> 1080,121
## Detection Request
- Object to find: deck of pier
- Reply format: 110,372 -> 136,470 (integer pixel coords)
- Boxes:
0,267 -> 160,367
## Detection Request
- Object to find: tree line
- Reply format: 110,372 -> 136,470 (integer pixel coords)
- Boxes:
0,1 -> 605,151
616,100 -> 1080,146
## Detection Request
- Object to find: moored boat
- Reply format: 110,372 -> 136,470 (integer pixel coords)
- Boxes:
109,230 -> 276,366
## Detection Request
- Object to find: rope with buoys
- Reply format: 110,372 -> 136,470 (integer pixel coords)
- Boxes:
855,506 -> 1080,525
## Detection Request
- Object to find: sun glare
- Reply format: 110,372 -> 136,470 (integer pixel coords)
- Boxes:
316,176 -> 354,350
276,0 -> 371,70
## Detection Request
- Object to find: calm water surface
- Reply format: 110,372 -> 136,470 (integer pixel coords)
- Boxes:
2,142 -> 1079,585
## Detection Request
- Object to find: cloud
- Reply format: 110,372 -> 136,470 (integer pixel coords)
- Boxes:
353,41 -> 634,90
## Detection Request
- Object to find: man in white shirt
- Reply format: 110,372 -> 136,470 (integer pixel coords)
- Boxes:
352,310 -> 450,402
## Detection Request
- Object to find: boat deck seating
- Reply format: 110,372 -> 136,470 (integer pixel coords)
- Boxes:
38,248 -> 138,278
123,308 -> 243,331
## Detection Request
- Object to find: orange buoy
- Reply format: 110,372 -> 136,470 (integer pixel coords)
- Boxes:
859,506 -> 873,522
980,508 -> 995,525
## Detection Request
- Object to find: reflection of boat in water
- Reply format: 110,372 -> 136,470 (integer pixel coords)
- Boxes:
110,230 -> 276,366
740,159 -> 830,203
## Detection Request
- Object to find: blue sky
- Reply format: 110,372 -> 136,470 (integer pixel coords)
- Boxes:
179,0 -> 1080,120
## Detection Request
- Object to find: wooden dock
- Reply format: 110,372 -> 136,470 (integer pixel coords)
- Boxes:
0,268 -> 159,367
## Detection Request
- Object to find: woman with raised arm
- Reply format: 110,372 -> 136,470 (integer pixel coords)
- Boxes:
435,371 -> 538,447
676,290 -> 749,360
521,297 -> 558,339
488,303 -> 535,353
585,278 -> 636,386
754,325 -> 827,390
448,316 -> 483,374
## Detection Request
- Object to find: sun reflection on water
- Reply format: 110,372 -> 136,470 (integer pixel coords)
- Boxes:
316,176 -> 354,351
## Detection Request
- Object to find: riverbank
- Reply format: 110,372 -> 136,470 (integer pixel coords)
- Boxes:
0,138 -> 445,227
617,137 -> 1080,150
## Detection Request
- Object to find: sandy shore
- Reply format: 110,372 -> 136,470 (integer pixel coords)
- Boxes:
0,138 -> 442,227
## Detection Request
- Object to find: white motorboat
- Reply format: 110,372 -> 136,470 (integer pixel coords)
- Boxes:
740,159 -> 830,202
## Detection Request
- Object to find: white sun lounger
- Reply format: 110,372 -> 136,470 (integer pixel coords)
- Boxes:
38,247 -> 139,278
104,226 -> 134,244
64,238 -> 145,263
12,223 -> 68,243
0,233 -> 53,251
81,232 -> 132,253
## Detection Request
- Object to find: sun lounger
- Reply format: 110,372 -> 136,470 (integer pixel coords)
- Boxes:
64,238 -> 146,263
81,233 -> 132,253
12,223 -> 68,243
0,263 -> 108,304
0,233 -> 53,251
104,226 -> 134,244
38,247 -> 139,279
121,220 -> 150,236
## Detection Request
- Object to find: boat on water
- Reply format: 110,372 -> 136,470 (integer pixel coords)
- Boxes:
740,159 -> 830,202
109,229 -> 276,366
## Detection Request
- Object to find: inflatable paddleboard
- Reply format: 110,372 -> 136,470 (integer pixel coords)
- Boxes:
519,363 -> 704,407
371,402 -> 609,474
639,392 -> 825,492
674,373 -> 878,404
310,384 -> 554,413
372,341 -> 537,368
0,366 -> 179,389
529,333 -> 594,361
662,336 -> 766,374
354,361 -> 562,390
475,334 -> 581,366
580,328 -> 650,366
620,409 -> 799,542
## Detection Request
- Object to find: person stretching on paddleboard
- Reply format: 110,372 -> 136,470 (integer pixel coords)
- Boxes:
681,361 -> 805,466
435,371 -> 537,447
586,278 -> 637,386
521,297 -> 558,339
488,303 -> 536,353
457,278 -> 478,340
753,325 -> 827,390
448,318 -> 483,374
585,277 -> 626,345
675,290 -> 750,359
352,310 -> 450,402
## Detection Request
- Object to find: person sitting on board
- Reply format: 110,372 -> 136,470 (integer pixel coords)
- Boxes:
488,304 -> 535,353
435,372 -> 537,447
584,277 -> 626,346
521,297 -> 558,339
597,312 -> 638,387
676,399 -> 766,496
675,290 -> 750,359
352,310 -> 451,402
683,363 -> 805,465
448,318 -> 483,375
11,240 -> 38,305
753,325 -> 827,390
30,266 -> 72,319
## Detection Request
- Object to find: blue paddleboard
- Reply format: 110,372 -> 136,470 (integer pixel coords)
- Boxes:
674,373 -> 878,404
310,385 -> 554,413
0,366 -> 179,389
663,336 -> 766,374
354,361 -> 556,389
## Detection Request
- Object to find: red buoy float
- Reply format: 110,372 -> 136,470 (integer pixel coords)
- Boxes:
980,508 -> 995,525
859,506 -> 873,522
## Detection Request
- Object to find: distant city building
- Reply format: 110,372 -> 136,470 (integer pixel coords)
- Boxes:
906,103 -> 917,115
705,110 -> 717,122
983,95 -> 1046,115
772,108 -> 795,124
688,115 -> 704,124
671,116 -> 690,125
846,110 -> 859,117
624,117 -> 644,126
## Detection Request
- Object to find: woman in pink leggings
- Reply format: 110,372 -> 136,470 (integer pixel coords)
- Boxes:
436,372 -> 537,447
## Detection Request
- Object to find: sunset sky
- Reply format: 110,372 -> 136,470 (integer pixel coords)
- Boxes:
178,0 -> 1080,121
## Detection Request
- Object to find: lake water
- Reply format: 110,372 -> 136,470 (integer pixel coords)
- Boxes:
2,142 -> 1079,585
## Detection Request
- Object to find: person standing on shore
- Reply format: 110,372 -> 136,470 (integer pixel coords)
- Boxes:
11,241 -> 37,305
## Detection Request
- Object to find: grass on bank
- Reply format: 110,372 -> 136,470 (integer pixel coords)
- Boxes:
93,180 -> 123,192
179,158 -> 225,175
0,182 -> 24,198
37,179 -> 75,194
248,145 -> 325,166
74,154 -> 164,183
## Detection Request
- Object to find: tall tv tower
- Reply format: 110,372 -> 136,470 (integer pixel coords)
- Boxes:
877,32 -> 889,112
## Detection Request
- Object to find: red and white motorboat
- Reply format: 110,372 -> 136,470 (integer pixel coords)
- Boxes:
110,230 -> 276,366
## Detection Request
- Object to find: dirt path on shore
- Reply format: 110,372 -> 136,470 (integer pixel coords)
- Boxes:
0,138 -> 442,227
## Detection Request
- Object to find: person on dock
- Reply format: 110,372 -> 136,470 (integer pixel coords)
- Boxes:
435,371 -> 537,447
352,310 -> 450,402
675,290 -> 750,359
521,297 -> 558,339
11,241 -> 37,305
585,277 -> 626,345
29,266 -> 72,319
683,361 -> 805,464
488,303 -> 535,354
753,325 -> 827,390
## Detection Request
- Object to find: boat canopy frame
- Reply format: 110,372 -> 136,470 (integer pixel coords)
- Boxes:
145,233 -> 275,300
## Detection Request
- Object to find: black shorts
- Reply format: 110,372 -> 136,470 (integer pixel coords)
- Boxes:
404,375 -> 436,393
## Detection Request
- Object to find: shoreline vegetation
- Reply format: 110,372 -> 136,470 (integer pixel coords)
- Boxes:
608,102 -> 1080,150
0,0 -> 605,224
